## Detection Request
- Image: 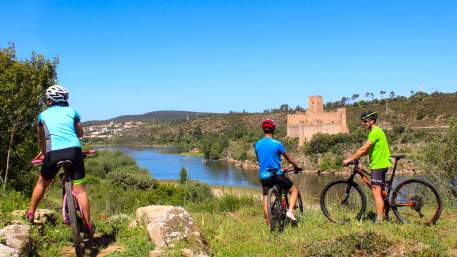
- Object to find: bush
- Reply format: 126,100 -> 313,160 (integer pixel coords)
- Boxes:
179,167 -> 188,184
108,171 -> 156,190
421,119 -> 457,203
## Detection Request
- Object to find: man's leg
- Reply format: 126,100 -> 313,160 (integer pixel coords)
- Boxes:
72,184 -> 91,226
288,185 -> 298,212
28,176 -> 52,215
263,196 -> 270,226
372,185 -> 384,221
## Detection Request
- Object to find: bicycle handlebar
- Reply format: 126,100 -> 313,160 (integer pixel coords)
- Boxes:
282,167 -> 304,174
31,150 -> 97,166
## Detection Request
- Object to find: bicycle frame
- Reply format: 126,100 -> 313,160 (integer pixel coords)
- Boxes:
344,156 -> 417,213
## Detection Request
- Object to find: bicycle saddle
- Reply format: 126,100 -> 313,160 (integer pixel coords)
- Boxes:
390,154 -> 406,160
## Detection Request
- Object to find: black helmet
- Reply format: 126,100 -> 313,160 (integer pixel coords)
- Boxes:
360,111 -> 378,121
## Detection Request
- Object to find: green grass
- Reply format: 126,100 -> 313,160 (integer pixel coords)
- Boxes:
179,151 -> 205,157
190,202 -> 457,257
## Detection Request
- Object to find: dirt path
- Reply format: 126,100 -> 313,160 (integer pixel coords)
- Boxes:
62,234 -> 124,257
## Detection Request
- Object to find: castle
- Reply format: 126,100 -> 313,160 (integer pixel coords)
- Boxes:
287,96 -> 349,146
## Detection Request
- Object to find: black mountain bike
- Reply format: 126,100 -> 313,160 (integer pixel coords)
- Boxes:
266,168 -> 304,232
320,155 -> 443,225
33,150 -> 96,257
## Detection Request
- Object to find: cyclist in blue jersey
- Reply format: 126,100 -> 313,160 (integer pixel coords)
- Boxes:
27,85 -> 94,236
255,119 -> 302,226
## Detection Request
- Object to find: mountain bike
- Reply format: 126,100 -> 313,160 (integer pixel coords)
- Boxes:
320,154 -> 443,225
32,149 -> 96,257
266,168 -> 304,232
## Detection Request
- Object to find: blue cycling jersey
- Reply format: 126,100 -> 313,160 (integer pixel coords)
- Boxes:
38,105 -> 81,152
255,137 -> 286,179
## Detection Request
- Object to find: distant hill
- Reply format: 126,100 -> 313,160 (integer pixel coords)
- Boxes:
84,110 -> 222,125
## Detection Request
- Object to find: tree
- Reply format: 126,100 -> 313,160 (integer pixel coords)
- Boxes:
0,44 -> 58,191
380,90 -> 386,99
351,94 -> 360,103
364,92 -> 371,100
279,104 -> 289,112
389,91 -> 396,99
179,167 -> 188,184
370,93 -> 375,100
294,105 -> 305,112
340,97 -> 348,106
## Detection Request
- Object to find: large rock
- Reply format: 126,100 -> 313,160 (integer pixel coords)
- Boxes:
0,244 -> 19,257
0,225 -> 31,257
11,209 -> 56,225
136,205 -> 206,249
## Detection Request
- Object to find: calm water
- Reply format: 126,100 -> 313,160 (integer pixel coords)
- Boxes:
99,146 -> 342,204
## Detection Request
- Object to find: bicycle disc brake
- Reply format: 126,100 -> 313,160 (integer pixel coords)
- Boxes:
411,196 -> 425,217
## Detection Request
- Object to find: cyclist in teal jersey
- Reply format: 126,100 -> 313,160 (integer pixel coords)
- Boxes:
27,85 -> 94,235
343,111 -> 391,221
255,119 -> 302,226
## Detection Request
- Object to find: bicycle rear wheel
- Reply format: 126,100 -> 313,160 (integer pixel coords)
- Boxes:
65,181 -> 83,257
320,180 -> 367,223
391,178 -> 443,225
267,187 -> 282,232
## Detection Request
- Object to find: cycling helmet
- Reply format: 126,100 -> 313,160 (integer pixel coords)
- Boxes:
360,111 -> 378,121
46,85 -> 69,102
262,119 -> 276,130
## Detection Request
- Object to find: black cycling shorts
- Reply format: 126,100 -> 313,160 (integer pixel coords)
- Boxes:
41,147 -> 86,184
371,168 -> 388,186
260,175 -> 293,195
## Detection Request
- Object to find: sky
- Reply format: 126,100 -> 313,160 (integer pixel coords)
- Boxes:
1,0 -> 456,121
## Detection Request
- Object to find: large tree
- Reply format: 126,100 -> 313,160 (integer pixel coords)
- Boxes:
0,44 -> 58,192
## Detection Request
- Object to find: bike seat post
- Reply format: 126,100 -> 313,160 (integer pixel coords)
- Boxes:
57,160 -> 73,182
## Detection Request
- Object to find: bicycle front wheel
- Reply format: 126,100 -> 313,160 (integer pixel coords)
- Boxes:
391,178 -> 443,225
65,182 -> 83,257
320,180 -> 367,223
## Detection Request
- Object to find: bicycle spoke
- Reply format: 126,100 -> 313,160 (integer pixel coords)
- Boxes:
322,182 -> 365,223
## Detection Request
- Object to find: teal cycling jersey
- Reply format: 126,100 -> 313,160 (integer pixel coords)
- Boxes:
255,137 -> 286,179
38,105 -> 81,152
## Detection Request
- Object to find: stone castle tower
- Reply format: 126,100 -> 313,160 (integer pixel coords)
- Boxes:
287,96 -> 349,146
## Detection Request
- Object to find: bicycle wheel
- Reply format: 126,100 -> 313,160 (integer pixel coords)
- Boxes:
391,178 -> 443,225
320,180 -> 367,223
65,181 -> 83,257
267,187 -> 282,232
295,192 -> 304,223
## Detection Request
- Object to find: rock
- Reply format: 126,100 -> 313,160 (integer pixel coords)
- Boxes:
149,248 -> 163,257
0,244 -> 19,257
181,248 -> 210,257
0,225 -> 31,257
144,207 -> 194,247
136,205 -> 206,248
11,209 -> 56,225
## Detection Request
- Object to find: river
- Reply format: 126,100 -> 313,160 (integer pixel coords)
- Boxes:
99,146 -> 343,204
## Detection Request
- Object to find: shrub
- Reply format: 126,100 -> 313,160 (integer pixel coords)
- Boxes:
108,171 -> 156,190
179,167 -> 188,184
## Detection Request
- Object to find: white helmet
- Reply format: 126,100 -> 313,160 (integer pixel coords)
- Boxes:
46,85 -> 69,102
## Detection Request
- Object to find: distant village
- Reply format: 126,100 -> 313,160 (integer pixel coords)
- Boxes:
83,121 -> 145,139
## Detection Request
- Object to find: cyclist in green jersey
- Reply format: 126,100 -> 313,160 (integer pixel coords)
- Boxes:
343,111 -> 391,221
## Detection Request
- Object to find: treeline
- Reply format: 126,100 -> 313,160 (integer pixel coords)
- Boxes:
0,44 -> 58,192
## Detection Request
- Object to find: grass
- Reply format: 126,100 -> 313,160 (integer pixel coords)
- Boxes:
190,201 -> 457,257
179,151 -> 205,157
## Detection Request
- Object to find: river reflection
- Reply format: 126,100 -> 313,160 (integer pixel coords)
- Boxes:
97,146 -> 343,204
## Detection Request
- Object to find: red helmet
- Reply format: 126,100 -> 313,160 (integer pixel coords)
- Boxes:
261,119 -> 276,130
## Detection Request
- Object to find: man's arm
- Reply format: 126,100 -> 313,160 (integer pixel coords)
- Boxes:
343,140 -> 373,166
37,126 -> 46,154
283,152 -> 299,168
75,121 -> 84,138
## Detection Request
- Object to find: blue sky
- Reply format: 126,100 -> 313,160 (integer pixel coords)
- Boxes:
1,0 -> 456,121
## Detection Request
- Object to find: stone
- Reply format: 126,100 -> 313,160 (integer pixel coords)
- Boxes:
11,209 -> 56,225
149,248 -> 163,257
181,248 -> 210,257
0,225 -> 31,257
0,244 -> 19,257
